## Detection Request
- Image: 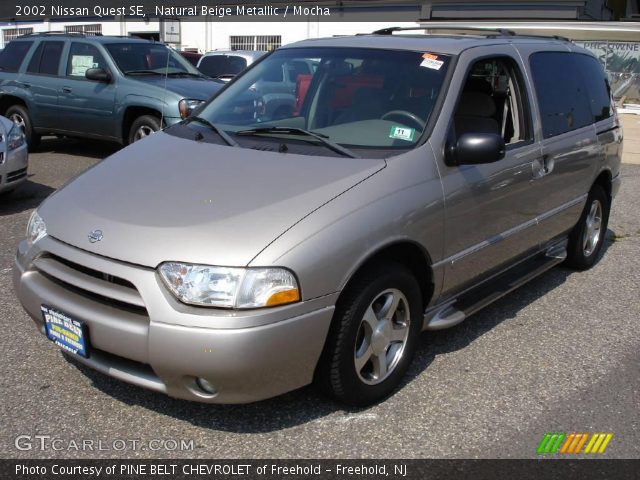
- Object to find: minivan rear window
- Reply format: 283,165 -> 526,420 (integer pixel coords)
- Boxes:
0,41 -> 33,72
530,52 -> 611,139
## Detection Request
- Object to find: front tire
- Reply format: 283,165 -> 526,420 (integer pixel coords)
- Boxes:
565,184 -> 609,270
316,262 -> 422,406
6,105 -> 40,148
128,115 -> 161,144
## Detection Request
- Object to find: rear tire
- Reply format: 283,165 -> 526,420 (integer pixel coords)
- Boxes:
6,105 -> 40,149
128,115 -> 161,144
565,184 -> 609,270
315,262 -> 422,406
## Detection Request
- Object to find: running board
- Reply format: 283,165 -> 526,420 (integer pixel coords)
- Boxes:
423,241 -> 567,331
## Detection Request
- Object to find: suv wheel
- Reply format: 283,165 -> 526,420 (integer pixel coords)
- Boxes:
565,184 -> 610,270
128,115 -> 161,144
316,262 -> 422,406
6,105 -> 40,148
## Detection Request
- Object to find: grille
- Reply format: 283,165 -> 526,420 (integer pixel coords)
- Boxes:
34,253 -> 148,316
7,167 -> 27,182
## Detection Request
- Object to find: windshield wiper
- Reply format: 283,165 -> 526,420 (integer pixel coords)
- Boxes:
186,116 -> 239,147
124,70 -> 162,75
166,72 -> 206,78
236,127 -> 359,158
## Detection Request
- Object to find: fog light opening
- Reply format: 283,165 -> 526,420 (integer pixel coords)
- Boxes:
195,377 -> 217,395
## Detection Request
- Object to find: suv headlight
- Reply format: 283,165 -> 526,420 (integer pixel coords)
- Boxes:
178,99 -> 204,119
7,124 -> 25,151
26,211 -> 46,246
158,263 -> 300,309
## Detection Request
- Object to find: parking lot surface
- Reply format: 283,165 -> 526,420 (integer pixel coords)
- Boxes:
0,130 -> 638,459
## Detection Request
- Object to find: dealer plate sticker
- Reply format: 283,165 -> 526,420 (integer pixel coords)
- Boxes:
420,53 -> 444,70
389,126 -> 415,142
41,305 -> 88,358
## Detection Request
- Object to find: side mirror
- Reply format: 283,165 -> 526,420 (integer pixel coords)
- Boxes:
446,133 -> 505,166
85,68 -> 111,83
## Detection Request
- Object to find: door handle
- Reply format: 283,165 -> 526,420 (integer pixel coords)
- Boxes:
20,82 -> 31,89
61,87 -> 72,94
542,154 -> 554,175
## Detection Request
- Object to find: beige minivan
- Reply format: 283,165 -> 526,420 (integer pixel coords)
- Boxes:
14,28 -> 621,406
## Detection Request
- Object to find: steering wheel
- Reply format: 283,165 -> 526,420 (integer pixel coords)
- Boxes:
381,110 -> 426,130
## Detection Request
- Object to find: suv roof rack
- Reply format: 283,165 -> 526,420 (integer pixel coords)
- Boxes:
371,25 -> 571,41
19,31 -> 103,38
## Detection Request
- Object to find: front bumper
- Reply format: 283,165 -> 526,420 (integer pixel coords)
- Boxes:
0,143 -> 28,193
13,236 -> 336,403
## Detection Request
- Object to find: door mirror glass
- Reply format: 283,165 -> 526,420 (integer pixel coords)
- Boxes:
448,133 -> 505,165
85,67 -> 111,82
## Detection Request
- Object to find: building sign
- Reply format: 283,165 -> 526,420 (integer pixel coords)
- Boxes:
161,19 -> 181,44
575,41 -> 640,103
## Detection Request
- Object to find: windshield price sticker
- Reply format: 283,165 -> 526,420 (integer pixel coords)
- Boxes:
420,53 -> 444,70
389,126 -> 416,142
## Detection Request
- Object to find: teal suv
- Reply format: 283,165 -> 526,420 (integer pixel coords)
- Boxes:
0,33 -> 223,147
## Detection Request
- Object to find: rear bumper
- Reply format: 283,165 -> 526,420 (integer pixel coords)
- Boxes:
0,144 -> 28,193
13,236 -> 336,403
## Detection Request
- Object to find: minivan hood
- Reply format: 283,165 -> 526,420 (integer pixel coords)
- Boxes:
39,132 -> 385,267
132,76 -> 223,100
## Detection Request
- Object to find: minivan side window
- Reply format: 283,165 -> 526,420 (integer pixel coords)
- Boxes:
0,41 -> 33,72
27,41 -> 64,75
66,43 -> 107,78
529,52 -> 598,139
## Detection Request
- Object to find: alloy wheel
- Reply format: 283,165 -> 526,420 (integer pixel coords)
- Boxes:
354,288 -> 411,385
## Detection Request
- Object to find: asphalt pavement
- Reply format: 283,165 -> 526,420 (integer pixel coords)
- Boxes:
0,134 -> 638,459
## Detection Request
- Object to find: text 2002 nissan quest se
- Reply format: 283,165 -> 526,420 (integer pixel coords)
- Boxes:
14,29 -> 622,406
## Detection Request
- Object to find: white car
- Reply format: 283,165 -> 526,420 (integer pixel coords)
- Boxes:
0,115 -> 28,194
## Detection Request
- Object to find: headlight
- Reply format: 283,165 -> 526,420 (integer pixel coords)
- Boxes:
158,263 -> 300,309
178,99 -> 204,119
26,211 -> 46,246
7,124 -> 25,151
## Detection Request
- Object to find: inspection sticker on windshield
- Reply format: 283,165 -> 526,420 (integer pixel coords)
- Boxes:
389,126 -> 415,142
420,53 -> 444,70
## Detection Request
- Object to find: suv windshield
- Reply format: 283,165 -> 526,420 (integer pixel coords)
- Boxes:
105,42 -> 201,76
197,47 -> 451,149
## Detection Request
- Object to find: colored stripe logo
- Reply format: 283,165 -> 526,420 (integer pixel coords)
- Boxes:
537,433 -> 613,454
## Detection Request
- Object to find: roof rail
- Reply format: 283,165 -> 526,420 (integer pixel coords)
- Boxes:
371,25 -> 571,42
18,31 -> 103,38
372,26 -> 517,37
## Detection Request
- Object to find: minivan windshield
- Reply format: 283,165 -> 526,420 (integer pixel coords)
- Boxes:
105,42 -> 202,76
196,47 -> 451,149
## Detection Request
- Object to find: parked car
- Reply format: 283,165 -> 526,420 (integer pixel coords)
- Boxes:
0,33 -> 224,147
196,50 -> 265,81
0,114 -> 28,194
178,50 -> 202,67
14,28 -> 621,406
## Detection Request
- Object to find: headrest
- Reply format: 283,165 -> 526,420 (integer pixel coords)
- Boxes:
457,92 -> 496,118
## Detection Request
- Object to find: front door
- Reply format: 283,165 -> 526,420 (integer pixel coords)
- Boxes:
57,42 -> 117,139
432,47 -> 544,295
